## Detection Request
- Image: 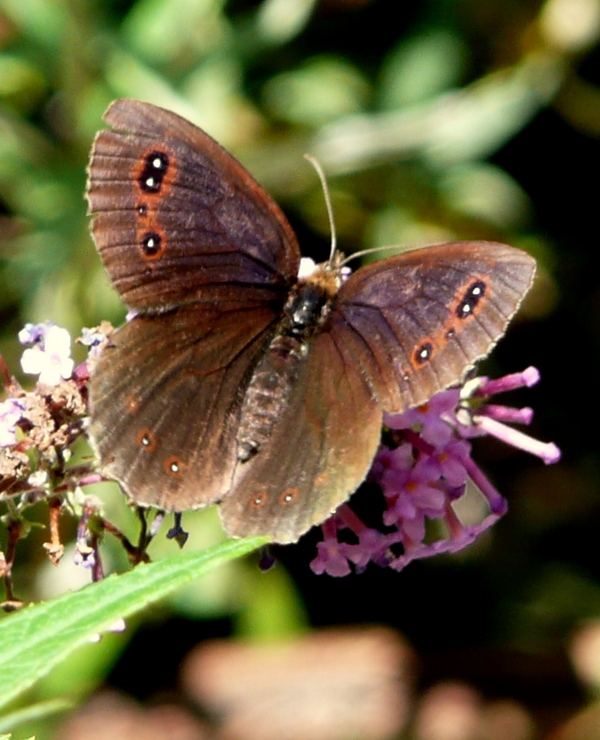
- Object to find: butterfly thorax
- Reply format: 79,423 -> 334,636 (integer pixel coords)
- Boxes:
235,262 -> 340,462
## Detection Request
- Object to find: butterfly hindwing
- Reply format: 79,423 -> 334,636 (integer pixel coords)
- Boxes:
219,328 -> 383,543
89,302 -> 279,509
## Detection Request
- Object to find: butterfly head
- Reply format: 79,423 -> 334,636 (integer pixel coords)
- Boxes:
297,250 -> 350,297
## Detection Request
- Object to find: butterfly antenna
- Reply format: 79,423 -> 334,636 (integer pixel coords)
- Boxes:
304,154 -> 337,262
340,245 -> 400,267
340,240 -> 439,267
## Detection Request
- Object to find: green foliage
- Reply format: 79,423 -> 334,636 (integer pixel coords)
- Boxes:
0,700 -> 73,735
0,537 -> 266,716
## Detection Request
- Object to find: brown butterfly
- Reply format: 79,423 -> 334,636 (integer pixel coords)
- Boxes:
86,99 -> 536,544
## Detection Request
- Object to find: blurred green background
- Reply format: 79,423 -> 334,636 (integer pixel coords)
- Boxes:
1,0 -> 600,737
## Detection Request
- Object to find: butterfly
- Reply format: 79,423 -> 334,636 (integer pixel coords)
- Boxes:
86,99 -> 536,544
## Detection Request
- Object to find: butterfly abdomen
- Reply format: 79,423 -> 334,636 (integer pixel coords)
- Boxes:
236,280 -> 332,462
236,337 -> 303,462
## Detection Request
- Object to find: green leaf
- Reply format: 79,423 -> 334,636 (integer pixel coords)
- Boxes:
0,698 -> 74,734
0,536 -> 267,713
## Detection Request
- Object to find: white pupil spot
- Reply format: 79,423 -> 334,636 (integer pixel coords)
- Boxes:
152,157 -> 164,169
420,348 -> 429,359
145,177 -> 156,188
146,237 -> 155,248
142,435 -> 150,446
170,462 -> 179,473
462,304 -> 471,314
472,286 -> 482,295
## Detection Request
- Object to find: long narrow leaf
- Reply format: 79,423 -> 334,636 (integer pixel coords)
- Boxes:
0,698 -> 74,733
0,536 -> 267,712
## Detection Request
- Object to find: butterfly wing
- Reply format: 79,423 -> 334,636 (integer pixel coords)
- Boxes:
332,241 -> 536,411
218,328 -> 383,543
87,99 -> 300,310
87,99 -> 303,510
89,302 -> 280,509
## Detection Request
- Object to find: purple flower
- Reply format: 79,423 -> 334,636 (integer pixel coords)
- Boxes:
79,325 -> 111,362
20,324 -> 75,386
0,398 -> 25,447
18,322 -> 49,345
79,326 -> 105,349
456,368 -> 561,464
385,389 -> 460,447
310,367 -> 560,577
310,519 -> 353,577
310,513 -> 395,576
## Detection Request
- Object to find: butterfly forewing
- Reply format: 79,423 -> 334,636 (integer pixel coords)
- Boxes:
334,242 -> 536,412
87,99 -> 300,310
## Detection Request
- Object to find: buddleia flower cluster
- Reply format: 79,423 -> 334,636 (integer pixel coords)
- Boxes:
0,324 -> 88,499
311,368 -> 560,576
0,323 -> 102,606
